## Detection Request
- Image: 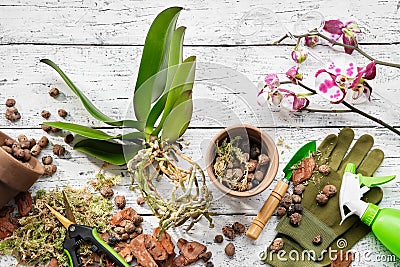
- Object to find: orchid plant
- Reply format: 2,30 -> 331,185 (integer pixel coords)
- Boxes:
41,7 -> 213,236
259,18 -> 400,136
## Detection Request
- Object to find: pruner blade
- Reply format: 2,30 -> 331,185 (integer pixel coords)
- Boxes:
62,190 -> 76,224
45,203 -> 73,230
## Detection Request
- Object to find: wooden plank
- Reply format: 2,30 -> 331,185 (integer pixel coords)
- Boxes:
0,0 -> 399,45
0,45 -> 399,129
0,221 -> 396,267
1,1 -> 400,265
0,127 -> 399,266
0,127 -> 398,215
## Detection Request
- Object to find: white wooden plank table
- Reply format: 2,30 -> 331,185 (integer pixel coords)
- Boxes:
1,0 -> 400,266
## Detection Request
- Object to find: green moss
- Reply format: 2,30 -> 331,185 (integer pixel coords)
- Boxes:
0,186 -> 113,266
90,172 -> 122,191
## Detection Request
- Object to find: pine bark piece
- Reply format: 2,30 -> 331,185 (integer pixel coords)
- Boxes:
15,191 -> 32,216
46,258 -> 59,267
176,238 -> 207,265
154,227 -> 175,255
130,234 -> 158,267
119,246 -> 133,263
144,234 -> 168,261
292,157 -> 316,185
172,255 -> 186,267
159,252 -> 177,267
111,207 -> 138,226
0,217 -> 16,239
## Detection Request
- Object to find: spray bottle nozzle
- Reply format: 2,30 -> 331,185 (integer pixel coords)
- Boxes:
339,163 -> 396,225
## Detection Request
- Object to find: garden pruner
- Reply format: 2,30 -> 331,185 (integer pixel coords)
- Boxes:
45,191 -> 129,267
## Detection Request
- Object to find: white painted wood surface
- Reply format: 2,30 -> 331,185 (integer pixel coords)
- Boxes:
1,0 -> 400,266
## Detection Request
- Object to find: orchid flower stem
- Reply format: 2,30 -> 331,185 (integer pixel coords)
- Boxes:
275,33 -> 400,69
314,33 -> 400,69
296,81 -> 400,136
295,37 -> 301,49
273,34 -> 289,45
304,108 -> 352,113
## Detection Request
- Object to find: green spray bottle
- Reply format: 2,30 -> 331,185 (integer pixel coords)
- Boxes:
339,163 -> 399,258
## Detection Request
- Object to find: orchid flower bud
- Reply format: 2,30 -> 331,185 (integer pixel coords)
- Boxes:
363,61 -> 376,80
291,47 -> 308,64
304,36 -> 319,47
344,22 -> 361,35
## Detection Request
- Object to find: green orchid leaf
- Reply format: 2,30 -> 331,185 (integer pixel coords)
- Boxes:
74,139 -> 142,165
43,121 -> 116,140
43,121 -> 145,141
166,26 -> 186,87
134,7 -> 182,121
174,91 -> 193,137
161,91 -> 193,142
164,56 -> 196,116
117,131 -> 146,141
169,26 -> 185,66
144,26 -> 186,135
40,59 -> 144,130
144,93 -> 168,135
152,56 -> 196,137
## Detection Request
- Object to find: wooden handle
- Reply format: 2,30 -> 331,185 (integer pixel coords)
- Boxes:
246,179 -> 289,240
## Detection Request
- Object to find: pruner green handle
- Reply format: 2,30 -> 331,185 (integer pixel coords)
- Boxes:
90,228 -> 130,267
63,224 -> 130,267
359,174 -> 396,188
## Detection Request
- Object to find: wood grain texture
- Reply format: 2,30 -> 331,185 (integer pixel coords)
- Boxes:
0,127 -> 397,211
0,0 -> 400,45
0,0 -> 400,266
0,128 -> 398,266
0,45 -> 399,130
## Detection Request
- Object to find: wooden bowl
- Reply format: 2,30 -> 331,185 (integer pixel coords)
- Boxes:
0,131 -> 44,208
206,124 -> 279,197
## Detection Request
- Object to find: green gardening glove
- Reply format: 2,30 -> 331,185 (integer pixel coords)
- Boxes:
265,128 -> 384,267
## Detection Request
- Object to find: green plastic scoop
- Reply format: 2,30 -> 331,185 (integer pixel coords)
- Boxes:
283,141 -> 316,180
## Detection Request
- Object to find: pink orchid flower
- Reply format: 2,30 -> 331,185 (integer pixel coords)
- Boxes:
258,75 -> 309,111
276,88 -> 309,111
286,66 -> 303,84
323,19 -> 361,54
264,73 -> 280,89
348,61 -> 376,102
315,54 -> 376,103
